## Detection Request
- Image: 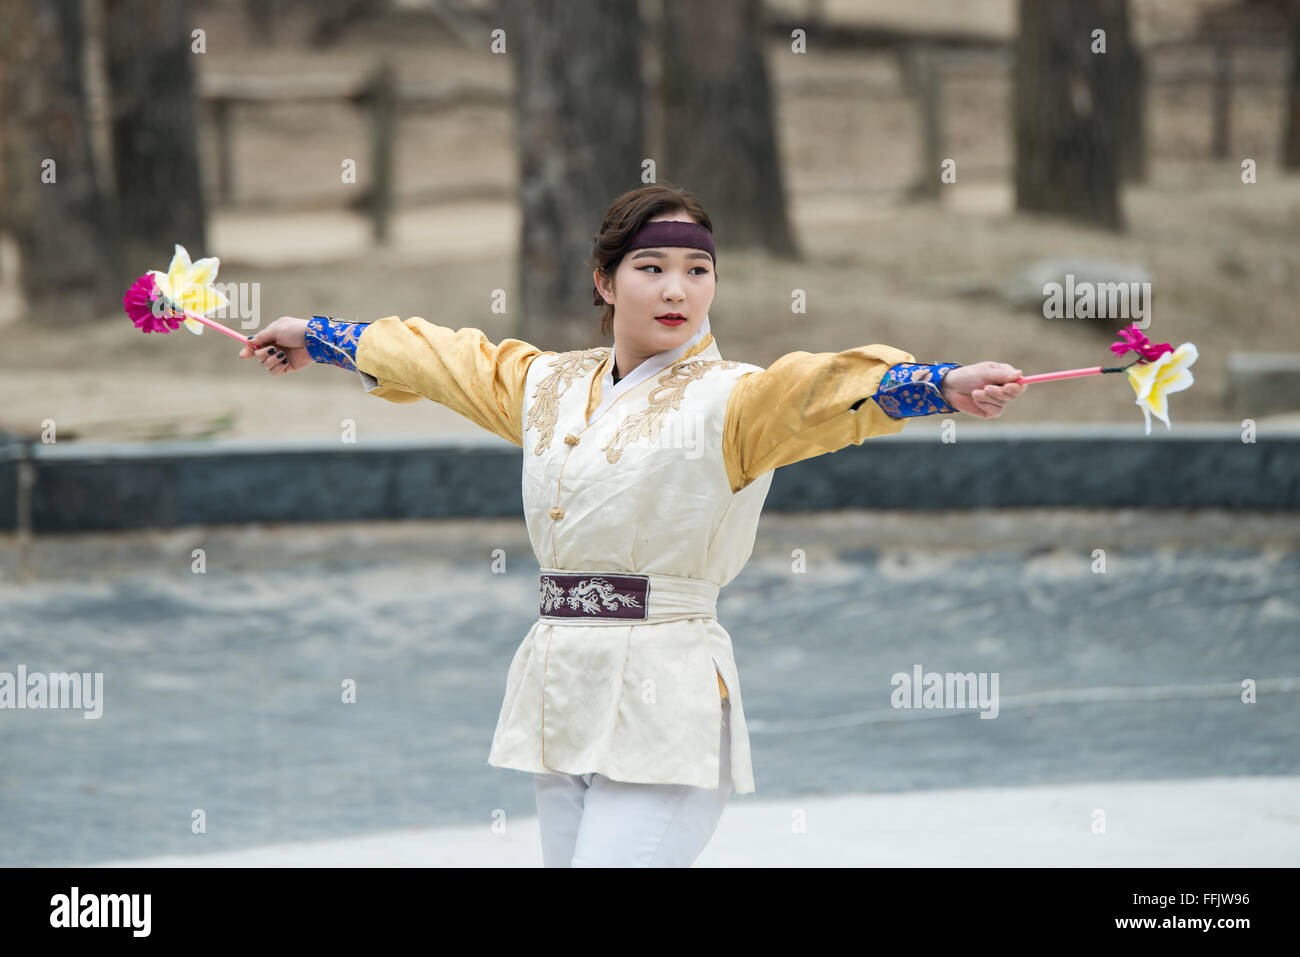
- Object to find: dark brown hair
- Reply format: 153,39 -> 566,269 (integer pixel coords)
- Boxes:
591,184 -> 717,336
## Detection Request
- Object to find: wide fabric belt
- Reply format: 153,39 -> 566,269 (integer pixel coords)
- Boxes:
538,569 -> 719,625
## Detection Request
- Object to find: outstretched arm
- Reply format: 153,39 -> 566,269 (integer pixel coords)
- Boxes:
722,346 -> 1018,494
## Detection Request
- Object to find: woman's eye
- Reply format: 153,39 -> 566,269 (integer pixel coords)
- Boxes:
638,265 -> 709,275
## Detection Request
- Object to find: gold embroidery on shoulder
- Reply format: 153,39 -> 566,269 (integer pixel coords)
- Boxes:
602,358 -> 738,463
525,348 -> 608,454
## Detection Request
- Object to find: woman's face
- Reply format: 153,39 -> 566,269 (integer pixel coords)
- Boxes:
595,212 -> 715,356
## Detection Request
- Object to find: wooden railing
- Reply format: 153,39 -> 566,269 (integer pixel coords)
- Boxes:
200,66 -> 509,242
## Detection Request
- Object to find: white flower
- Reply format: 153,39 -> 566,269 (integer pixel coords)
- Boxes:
1125,343 -> 1197,435
147,244 -> 228,335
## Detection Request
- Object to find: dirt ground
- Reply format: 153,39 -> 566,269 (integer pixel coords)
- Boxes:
2,0 -> 1298,444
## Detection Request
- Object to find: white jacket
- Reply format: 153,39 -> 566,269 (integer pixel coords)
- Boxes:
488,320 -> 772,795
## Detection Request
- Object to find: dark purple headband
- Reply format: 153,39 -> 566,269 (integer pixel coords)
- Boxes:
625,219 -> 716,264
594,219 -> 716,302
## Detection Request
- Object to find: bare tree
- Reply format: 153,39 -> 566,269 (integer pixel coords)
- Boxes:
660,0 -> 797,257
1285,0 -> 1300,168
498,0 -> 645,351
104,0 -> 207,279
0,0 -> 119,323
1014,0 -> 1126,230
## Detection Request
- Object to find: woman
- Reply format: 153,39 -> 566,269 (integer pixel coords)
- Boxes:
240,184 -> 1026,867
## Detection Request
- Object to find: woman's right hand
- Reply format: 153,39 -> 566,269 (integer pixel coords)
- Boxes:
239,316 -> 313,375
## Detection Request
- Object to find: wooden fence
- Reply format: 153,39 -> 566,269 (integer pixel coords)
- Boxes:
198,33 -> 1292,237
200,66 -> 508,242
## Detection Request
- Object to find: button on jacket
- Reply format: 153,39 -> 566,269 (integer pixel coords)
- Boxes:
304,313 -> 958,794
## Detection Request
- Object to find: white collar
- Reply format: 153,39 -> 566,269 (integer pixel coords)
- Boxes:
588,315 -> 712,425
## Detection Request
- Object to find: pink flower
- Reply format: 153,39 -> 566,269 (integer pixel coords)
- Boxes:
1110,323 -> 1174,363
123,273 -> 182,333
123,245 -> 228,335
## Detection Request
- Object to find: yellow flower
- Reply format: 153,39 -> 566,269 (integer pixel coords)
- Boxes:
147,244 -> 228,335
1126,342 -> 1197,435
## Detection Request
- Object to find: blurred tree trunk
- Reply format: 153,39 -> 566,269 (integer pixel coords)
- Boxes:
498,0 -> 644,351
1284,0 -> 1300,168
0,0 -> 119,324
1014,0 -> 1124,230
104,0 -> 207,279
660,0 -> 797,257
1108,0 -> 1146,183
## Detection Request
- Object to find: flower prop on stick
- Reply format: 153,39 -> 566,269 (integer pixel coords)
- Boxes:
1014,323 -> 1198,435
1122,342 -> 1198,435
123,244 -> 250,345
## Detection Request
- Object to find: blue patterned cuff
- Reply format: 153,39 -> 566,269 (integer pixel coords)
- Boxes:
304,315 -> 368,372
866,362 -> 962,418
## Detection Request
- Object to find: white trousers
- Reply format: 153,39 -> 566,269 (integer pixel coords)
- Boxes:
533,698 -> 732,867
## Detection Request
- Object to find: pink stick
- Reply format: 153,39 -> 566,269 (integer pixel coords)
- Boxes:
1016,366 -> 1105,384
180,309 -> 254,345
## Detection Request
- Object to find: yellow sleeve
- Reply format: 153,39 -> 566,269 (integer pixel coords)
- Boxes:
722,344 -> 917,494
355,315 -> 551,448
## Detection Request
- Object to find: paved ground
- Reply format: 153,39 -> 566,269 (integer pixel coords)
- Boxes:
1,510 -> 1297,867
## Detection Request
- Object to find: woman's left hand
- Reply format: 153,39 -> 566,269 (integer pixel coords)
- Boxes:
940,362 -> 1026,419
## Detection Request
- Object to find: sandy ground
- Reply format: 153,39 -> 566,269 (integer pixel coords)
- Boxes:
2,0 -> 1297,445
